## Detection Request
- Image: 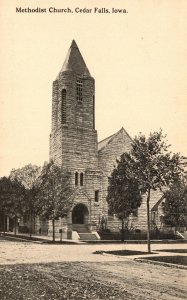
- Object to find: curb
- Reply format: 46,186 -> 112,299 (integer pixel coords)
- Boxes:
1,234 -> 85,245
1,235 -> 43,244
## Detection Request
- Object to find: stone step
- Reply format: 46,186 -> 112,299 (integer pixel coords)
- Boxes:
177,231 -> 187,239
72,224 -> 90,233
78,233 -> 99,240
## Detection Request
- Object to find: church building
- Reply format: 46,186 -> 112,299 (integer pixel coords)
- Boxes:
48,40 -> 162,239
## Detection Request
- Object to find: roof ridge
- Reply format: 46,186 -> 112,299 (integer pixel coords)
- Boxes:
98,132 -> 116,145
120,127 -> 133,142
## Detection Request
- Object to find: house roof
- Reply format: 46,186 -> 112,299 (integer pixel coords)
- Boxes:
151,160 -> 187,212
151,195 -> 165,211
98,127 -> 132,152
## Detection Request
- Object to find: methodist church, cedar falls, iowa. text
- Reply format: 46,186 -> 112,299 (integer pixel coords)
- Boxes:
15,6 -> 128,14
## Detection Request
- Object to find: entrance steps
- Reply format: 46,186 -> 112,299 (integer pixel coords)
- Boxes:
72,224 -> 100,240
72,224 -> 90,233
78,233 -> 99,240
176,230 -> 187,239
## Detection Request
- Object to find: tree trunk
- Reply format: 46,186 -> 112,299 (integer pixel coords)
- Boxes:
121,218 -> 124,242
33,212 -> 35,234
52,218 -> 55,242
14,216 -> 17,235
174,226 -> 177,240
3,212 -> 6,235
29,211 -> 32,238
147,189 -> 151,253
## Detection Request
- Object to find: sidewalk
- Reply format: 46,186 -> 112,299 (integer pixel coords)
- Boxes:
1,232 -> 84,244
2,232 -> 187,244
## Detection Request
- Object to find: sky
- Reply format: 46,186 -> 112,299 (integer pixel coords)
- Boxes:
0,0 -> 187,176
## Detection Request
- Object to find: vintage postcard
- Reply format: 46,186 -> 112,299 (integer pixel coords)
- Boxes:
0,1 -> 187,299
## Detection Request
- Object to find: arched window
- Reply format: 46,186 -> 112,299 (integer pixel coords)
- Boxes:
75,172 -> 78,186
93,95 -> 95,129
95,190 -> 99,202
61,89 -> 66,124
80,173 -> 84,186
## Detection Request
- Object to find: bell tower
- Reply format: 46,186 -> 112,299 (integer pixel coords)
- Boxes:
50,41 -> 102,235
50,40 -> 99,173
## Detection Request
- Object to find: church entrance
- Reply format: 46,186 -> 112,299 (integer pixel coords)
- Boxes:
72,204 -> 89,224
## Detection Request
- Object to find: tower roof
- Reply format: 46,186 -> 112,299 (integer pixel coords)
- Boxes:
59,40 -> 91,76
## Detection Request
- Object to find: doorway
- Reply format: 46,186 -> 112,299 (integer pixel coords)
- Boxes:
72,203 -> 89,224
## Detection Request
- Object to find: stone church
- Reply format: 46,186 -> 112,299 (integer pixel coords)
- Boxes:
0,41 -> 184,237
47,40 -> 163,240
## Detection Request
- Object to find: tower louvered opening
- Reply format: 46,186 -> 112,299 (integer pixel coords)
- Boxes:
76,79 -> 83,103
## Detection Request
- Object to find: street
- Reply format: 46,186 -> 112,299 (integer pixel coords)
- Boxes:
0,237 -> 187,299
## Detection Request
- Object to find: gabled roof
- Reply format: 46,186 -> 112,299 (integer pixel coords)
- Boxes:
151,195 -> 165,211
98,127 -> 132,152
98,133 -> 116,151
58,40 -> 91,77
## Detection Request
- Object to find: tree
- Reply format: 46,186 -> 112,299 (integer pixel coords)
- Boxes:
107,153 -> 142,242
10,164 -> 42,237
162,181 -> 187,231
0,177 -> 25,235
126,129 -> 184,252
36,161 -> 73,242
10,164 -> 42,190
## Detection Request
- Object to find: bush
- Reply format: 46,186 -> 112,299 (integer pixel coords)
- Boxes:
97,231 -> 121,240
19,226 -> 29,233
98,228 -> 111,234
97,229 -> 177,240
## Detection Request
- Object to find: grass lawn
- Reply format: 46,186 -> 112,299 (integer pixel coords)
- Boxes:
94,250 -> 156,256
140,255 -> 187,266
157,249 -> 187,253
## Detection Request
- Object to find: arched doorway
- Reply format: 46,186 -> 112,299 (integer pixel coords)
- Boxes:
72,203 -> 89,224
